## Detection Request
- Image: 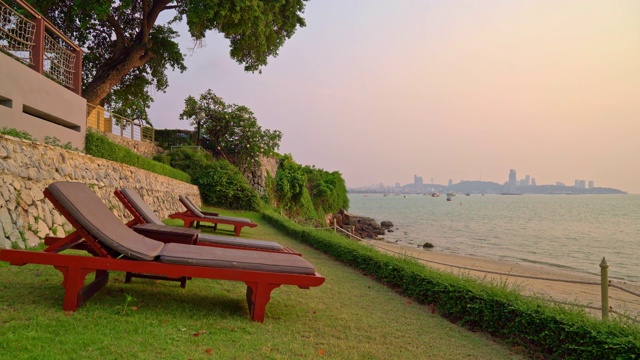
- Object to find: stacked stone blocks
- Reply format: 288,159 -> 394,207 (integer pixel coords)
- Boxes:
0,134 -> 200,249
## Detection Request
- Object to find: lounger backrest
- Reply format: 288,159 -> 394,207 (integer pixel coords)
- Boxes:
120,188 -> 164,225
47,182 -> 164,261
184,195 -> 200,211
179,195 -> 205,218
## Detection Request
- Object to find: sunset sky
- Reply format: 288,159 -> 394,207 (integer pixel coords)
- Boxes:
148,1 -> 640,193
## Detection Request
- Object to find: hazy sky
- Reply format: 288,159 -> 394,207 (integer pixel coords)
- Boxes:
148,1 -> 640,193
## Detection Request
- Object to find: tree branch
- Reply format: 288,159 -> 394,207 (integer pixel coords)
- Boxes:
147,0 -> 173,30
142,0 -> 148,40
106,13 -> 128,57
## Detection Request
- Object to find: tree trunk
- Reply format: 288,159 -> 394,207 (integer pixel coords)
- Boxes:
82,47 -> 151,105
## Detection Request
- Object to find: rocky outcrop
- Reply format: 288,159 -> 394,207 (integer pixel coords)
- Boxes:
380,221 -> 394,230
0,134 -> 200,249
246,156 -> 278,195
331,209 -> 390,239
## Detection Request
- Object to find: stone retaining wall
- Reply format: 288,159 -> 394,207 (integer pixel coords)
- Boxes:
0,134 -> 200,249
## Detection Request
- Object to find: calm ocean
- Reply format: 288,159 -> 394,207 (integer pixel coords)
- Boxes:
348,193 -> 640,283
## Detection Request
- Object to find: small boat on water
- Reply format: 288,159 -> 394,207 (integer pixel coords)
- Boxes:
446,194 -> 452,201
431,192 -> 440,197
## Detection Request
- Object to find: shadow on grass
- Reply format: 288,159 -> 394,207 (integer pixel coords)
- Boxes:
0,265 -> 250,321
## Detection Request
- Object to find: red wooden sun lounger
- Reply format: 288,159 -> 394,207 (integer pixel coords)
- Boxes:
168,195 -> 257,236
114,188 -> 301,255
0,182 -> 324,322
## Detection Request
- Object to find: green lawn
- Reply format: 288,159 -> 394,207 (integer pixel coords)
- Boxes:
0,209 -> 524,359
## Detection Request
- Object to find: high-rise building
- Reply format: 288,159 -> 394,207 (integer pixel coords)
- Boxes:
414,175 -> 424,186
588,180 -> 594,189
579,180 -> 586,189
531,178 -> 537,186
448,179 -> 453,187
525,175 -> 530,186
508,169 -> 517,193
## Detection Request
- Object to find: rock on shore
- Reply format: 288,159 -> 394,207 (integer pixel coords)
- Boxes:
331,209 -> 392,239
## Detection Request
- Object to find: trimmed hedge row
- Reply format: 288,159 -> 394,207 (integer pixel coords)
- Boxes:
85,131 -> 191,183
262,209 -> 640,359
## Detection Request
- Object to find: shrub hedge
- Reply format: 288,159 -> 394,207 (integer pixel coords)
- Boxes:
261,209 -> 640,359
193,159 -> 260,211
85,131 -> 190,183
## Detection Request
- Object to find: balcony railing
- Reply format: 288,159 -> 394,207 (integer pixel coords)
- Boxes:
0,0 -> 82,94
87,103 -> 155,143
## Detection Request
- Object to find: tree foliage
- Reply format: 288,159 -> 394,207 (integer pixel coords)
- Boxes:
29,0 -> 308,123
160,147 -> 260,211
193,159 -> 260,211
269,154 -> 348,223
179,89 -> 282,170
304,165 -> 349,215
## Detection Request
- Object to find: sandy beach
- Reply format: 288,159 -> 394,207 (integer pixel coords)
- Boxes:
365,240 -> 640,320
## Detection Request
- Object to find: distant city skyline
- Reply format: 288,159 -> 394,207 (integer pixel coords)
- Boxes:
352,168 -> 608,192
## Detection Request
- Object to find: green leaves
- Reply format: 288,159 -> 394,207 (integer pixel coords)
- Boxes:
179,90 -> 282,171
266,154 -> 348,224
30,0 -> 308,117
193,160 -> 260,211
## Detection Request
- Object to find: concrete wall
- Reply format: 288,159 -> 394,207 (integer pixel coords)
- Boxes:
0,134 -> 201,249
0,52 -> 86,149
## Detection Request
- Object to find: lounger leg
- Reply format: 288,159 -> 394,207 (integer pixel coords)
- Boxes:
55,265 -> 99,311
245,282 -> 281,322
234,226 -> 241,237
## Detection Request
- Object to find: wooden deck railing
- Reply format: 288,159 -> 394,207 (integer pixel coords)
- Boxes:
87,104 -> 155,143
0,0 -> 82,95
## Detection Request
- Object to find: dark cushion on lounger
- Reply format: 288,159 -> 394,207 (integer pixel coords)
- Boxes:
132,223 -> 200,237
120,188 -> 165,225
47,182 -> 164,261
203,214 -> 253,224
180,195 -> 254,225
198,233 -> 282,251
159,243 -> 316,275
179,195 -> 205,218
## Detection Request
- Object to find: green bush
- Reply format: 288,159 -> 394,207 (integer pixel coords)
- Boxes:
85,131 -> 190,183
193,159 -> 260,211
44,136 -> 78,151
269,154 -> 348,223
261,209 -> 640,359
0,127 -> 35,141
152,153 -> 171,165
305,166 -> 349,214
166,147 -> 215,178
274,154 -> 307,210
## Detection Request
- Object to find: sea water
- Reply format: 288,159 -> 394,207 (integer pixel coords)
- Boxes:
348,193 -> 640,283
